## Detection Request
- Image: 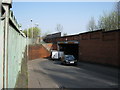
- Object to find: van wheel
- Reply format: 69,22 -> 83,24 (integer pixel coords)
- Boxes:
59,58 -> 61,60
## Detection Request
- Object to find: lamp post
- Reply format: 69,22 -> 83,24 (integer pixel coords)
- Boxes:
30,19 -> 34,43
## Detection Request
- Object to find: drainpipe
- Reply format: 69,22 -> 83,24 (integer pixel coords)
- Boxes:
2,0 -> 12,88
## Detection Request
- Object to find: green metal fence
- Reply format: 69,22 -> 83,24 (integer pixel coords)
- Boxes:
8,15 -> 27,88
0,2 -> 32,89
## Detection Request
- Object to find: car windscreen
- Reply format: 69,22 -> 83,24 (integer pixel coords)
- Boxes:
65,55 -> 75,60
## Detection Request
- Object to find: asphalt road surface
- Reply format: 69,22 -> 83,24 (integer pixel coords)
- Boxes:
28,58 -> 119,88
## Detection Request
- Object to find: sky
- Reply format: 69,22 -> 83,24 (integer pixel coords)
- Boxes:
11,2 -> 116,36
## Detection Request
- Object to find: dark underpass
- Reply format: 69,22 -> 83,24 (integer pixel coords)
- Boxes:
58,42 -> 79,60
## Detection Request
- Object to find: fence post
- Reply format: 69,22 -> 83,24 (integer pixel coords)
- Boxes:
2,0 -> 12,88
0,1 -> 3,89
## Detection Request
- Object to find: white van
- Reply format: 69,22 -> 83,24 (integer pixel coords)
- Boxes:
51,50 -> 64,60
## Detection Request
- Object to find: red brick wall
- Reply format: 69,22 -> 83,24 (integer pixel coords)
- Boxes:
44,30 -> 120,67
79,30 -> 119,66
28,44 -> 50,60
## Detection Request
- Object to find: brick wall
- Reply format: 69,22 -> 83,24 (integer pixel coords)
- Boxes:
44,29 -> 120,67
28,44 -> 50,60
79,30 -> 119,66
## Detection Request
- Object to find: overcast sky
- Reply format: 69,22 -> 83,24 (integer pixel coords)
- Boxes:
11,1 -> 116,36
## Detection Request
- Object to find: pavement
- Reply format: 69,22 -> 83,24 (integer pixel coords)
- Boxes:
28,59 -> 59,88
28,58 -> 119,88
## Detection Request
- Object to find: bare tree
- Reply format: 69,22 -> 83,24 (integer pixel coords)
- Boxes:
56,24 -> 63,32
87,17 -> 97,31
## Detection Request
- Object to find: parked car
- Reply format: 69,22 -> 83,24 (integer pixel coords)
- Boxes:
51,50 -> 64,60
61,55 -> 77,65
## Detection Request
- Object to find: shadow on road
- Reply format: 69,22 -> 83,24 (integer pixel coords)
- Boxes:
47,59 -> 119,79
37,59 -> 119,88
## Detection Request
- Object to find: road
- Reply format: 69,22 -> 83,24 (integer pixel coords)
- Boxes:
28,58 -> 119,88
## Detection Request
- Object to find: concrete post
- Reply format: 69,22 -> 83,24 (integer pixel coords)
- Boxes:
3,4 -> 9,89
2,0 -> 12,88
0,1 -> 3,89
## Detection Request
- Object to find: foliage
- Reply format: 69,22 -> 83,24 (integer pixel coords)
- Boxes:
22,27 -> 41,38
87,2 -> 119,31
98,11 -> 118,31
